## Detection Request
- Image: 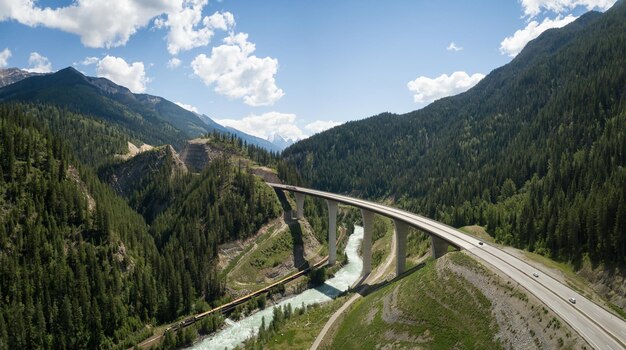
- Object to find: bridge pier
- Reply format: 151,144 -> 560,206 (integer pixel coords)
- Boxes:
295,192 -> 305,220
394,220 -> 408,275
430,235 -> 449,258
361,209 -> 374,276
326,200 -> 338,265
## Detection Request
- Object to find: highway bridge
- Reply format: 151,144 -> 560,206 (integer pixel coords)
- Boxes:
269,183 -> 626,350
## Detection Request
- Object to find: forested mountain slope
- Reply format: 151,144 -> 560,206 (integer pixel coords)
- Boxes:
0,104 -> 285,348
98,145 -> 188,223
0,67 -> 209,148
0,67 -> 282,152
8,104 -> 133,166
0,105 -> 163,348
284,2 -> 626,266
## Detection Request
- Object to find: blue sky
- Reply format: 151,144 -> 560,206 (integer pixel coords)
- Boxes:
0,0 -> 616,141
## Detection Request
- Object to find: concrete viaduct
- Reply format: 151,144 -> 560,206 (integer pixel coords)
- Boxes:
268,183 -> 626,350
272,184 -> 450,276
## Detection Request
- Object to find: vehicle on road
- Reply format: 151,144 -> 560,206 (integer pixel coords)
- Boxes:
569,297 -> 576,304
478,241 -> 483,246
533,272 -> 539,278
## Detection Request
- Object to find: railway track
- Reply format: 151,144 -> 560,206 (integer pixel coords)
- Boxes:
137,256 -> 328,348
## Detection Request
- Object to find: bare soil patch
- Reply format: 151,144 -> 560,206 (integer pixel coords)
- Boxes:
444,253 -> 589,349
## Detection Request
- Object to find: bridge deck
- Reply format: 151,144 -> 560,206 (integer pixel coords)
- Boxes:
269,182 -> 626,350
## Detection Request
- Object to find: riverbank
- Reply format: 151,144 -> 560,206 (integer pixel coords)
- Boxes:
187,226 -> 364,350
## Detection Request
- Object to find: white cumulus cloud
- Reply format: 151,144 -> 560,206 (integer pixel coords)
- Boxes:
499,15 -> 577,57
216,112 -> 305,140
305,120 -> 342,134
203,10 -> 235,31
167,57 -> 182,69
24,52 -> 52,73
407,71 -> 485,104
502,0 -> 615,58
161,0 -> 235,55
520,0 -> 616,17
446,42 -> 463,51
76,56 -> 99,66
175,101 -> 199,113
96,55 -> 148,93
0,0 -> 178,48
191,32 -> 284,106
0,0 -> 235,53
0,48 -> 11,67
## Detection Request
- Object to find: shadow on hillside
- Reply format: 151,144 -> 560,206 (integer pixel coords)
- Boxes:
273,188 -> 293,218
355,262 -> 427,296
290,222 -> 309,271
274,188 -> 310,272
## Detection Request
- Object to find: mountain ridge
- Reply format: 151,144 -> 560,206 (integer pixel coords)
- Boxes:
0,67 -> 45,88
0,67 -> 192,147
269,132 -> 296,150
284,1 -> 626,269
0,102 -> 292,348
0,67 -> 282,152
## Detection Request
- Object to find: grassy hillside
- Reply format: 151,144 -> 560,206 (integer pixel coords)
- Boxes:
242,296 -> 351,350
328,252 -> 587,349
227,222 -> 306,290
331,256 -> 500,349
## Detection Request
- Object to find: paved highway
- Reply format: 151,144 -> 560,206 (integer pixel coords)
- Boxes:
269,183 -> 626,350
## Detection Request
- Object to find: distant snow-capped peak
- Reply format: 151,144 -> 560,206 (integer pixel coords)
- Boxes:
268,133 -> 295,150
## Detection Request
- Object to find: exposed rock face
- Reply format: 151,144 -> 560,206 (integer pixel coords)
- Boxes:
105,145 -> 187,198
66,165 -> 96,213
164,145 -> 188,175
179,138 -> 227,171
85,75 -> 133,96
440,255 -> 587,349
578,264 -> 626,310
112,242 -> 134,274
250,167 -> 282,183
0,68 -> 44,88
116,141 -> 154,160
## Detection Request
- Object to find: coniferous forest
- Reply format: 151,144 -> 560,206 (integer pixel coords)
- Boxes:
0,104 -> 290,349
283,4 -> 626,266
1,1 -> 626,349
